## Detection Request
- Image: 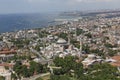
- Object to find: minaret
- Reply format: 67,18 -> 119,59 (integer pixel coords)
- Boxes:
79,37 -> 82,57
74,22 -> 78,41
68,31 -> 70,45
44,34 -> 46,53
80,38 -> 82,52
24,28 -> 27,40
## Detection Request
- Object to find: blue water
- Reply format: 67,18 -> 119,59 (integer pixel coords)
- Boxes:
0,13 -> 58,33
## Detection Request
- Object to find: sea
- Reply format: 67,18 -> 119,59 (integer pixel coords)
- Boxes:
0,13 -> 59,33
0,13 -> 79,33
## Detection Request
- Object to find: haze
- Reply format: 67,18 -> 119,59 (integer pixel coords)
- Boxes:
0,0 -> 120,14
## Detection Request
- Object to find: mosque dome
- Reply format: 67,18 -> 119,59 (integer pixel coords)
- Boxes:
57,38 -> 67,44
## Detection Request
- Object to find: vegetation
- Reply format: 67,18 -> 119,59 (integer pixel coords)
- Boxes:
104,43 -> 116,48
11,73 -> 17,80
0,37 -> 2,41
50,56 -> 120,80
82,44 -> 90,54
13,61 -> 48,79
11,54 -> 32,61
50,75 -> 71,80
70,39 -> 80,48
39,31 -> 50,38
108,49 -> 118,57
10,39 -> 30,48
36,77 -> 43,80
35,45 -> 41,51
0,76 -> 5,80
76,28 -> 85,36
90,49 -> 105,56
85,63 -> 119,80
36,74 -> 50,80
85,33 -> 92,38
57,32 -> 68,41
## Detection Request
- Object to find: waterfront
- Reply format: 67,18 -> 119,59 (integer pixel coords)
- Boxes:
0,13 -> 57,33
0,13 -> 79,33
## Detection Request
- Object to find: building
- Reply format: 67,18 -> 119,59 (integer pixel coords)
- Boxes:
82,54 -> 103,68
0,50 -> 16,62
0,66 -> 11,80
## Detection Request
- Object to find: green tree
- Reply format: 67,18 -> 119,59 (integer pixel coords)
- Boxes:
0,76 -> 5,80
73,63 -> 84,78
105,43 -> 115,48
36,77 -> 43,80
13,61 -> 22,76
108,49 -> 118,57
85,33 -> 92,38
29,61 -> 46,75
29,61 -> 38,75
76,28 -> 85,36
11,73 -> 17,80
87,63 -> 118,80
21,65 -> 30,77
35,45 -> 41,51
50,75 -> 71,80
57,32 -> 68,41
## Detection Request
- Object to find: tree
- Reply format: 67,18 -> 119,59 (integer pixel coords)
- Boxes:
108,49 -> 118,57
50,75 -> 71,80
70,39 -> 80,48
36,77 -> 43,80
11,73 -> 17,80
53,57 -> 64,67
0,76 -> 5,80
90,49 -> 104,56
85,33 -> 92,38
29,61 -> 38,75
82,44 -> 90,54
73,63 -> 84,78
24,39 -> 30,45
57,32 -> 68,41
86,63 -> 118,80
105,43 -> 115,48
29,61 -> 46,75
53,68 -> 67,75
13,61 -> 30,78
13,61 -> 22,76
52,55 -> 120,80
76,28 -> 85,36
21,65 -> 30,77
0,37 -> 2,41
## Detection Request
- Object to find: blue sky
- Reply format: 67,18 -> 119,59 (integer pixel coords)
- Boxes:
0,0 -> 120,14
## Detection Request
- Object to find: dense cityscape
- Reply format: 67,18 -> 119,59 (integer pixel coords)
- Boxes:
0,10 -> 120,80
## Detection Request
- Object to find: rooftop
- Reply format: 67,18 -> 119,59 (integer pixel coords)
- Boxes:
110,56 -> 120,67
0,50 -> 16,54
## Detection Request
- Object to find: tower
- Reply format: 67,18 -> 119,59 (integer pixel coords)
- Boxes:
78,37 -> 82,57
80,38 -> 82,54
68,31 -> 70,45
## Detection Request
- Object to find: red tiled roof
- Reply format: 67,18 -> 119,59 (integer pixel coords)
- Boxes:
0,63 -> 14,67
0,50 -> 16,54
111,56 -> 120,67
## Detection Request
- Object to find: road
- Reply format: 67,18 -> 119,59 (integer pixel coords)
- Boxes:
22,72 -> 50,80
30,48 -> 45,60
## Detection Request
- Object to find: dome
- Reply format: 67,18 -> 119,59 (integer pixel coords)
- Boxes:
57,38 -> 67,44
88,54 -> 96,58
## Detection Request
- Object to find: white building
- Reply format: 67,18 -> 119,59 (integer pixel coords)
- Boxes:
0,66 -> 11,80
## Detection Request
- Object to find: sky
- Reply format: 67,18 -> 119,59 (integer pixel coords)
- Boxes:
0,0 -> 120,14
